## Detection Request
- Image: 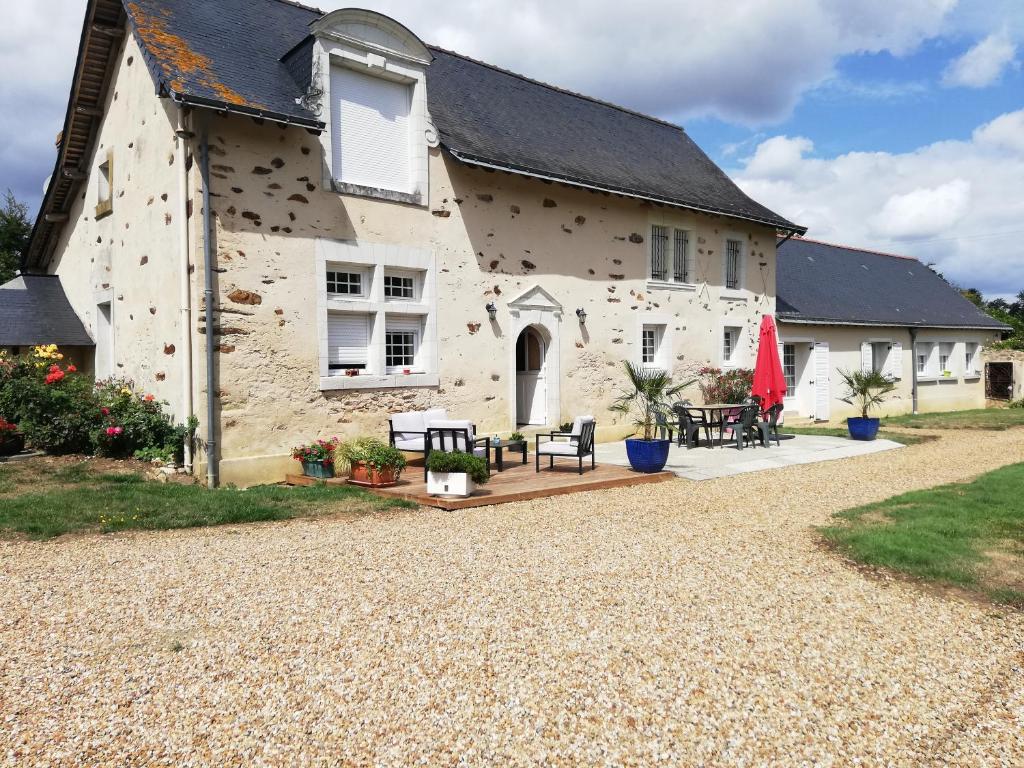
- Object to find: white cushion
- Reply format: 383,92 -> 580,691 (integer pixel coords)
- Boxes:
390,411 -> 426,442
427,419 -> 475,450
472,446 -> 489,458
422,408 -> 447,425
393,438 -> 425,451
569,415 -> 595,445
537,441 -> 579,456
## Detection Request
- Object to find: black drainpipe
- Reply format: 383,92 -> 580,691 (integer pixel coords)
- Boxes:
909,327 -> 919,415
199,127 -> 218,487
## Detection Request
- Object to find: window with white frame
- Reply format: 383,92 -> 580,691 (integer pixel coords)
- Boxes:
723,326 -> 741,365
783,344 -> 796,390
327,312 -> 370,371
330,64 -> 412,193
725,239 -> 742,290
383,271 -> 416,300
965,342 -> 979,375
326,269 -> 365,296
916,342 -> 935,376
939,342 -> 954,375
385,314 -> 421,372
871,342 -> 889,375
641,324 -> 666,369
650,225 -> 669,281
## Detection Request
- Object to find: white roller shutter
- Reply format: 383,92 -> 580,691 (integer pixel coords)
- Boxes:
385,314 -> 422,335
330,64 -> 411,192
814,341 -> 830,421
889,342 -> 902,380
861,341 -> 873,373
328,313 -> 369,368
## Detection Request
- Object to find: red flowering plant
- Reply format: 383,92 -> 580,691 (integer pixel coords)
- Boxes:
93,378 -> 185,461
696,366 -> 755,404
291,437 -> 340,466
0,418 -> 18,434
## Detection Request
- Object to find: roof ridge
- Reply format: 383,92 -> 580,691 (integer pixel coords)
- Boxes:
791,236 -> 918,262
427,45 -> 685,133
265,0 -> 323,15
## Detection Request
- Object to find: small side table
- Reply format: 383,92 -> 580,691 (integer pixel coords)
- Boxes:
492,439 -> 528,471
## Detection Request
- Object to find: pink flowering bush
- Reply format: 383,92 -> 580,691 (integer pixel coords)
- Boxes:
696,366 -> 754,404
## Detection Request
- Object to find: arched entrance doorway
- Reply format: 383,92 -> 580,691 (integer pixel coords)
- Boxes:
515,326 -> 547,425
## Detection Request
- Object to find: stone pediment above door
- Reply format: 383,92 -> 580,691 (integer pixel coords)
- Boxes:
507,285 -> 562,315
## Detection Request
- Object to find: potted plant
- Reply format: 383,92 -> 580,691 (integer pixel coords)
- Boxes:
425,450 -> 489,497
838,369 -> 897,441
291,437 -> 339,479
340,437 -> 407,487
610,361 -> 693,472
0,418 -> 25,456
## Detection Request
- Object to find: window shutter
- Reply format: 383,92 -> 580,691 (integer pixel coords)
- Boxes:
860,342 -> 872,373
889,342 -> 902,380
328,313 -> 369,366
330,65 -> 411,192
385,314 -> 422,334
814,341 -> 830,421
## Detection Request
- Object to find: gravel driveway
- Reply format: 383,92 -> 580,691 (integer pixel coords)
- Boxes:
2,429 -> 1023,766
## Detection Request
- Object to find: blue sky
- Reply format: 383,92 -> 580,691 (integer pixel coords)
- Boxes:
2,0 -> 1022,296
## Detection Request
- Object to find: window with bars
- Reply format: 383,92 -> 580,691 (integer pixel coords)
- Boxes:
783,344 -> 796,389
725,239 -> 741,290
384,274 -> 415,300
650,225 -> 669,281
673,229 -> 690,283
326,270 -> 364,296
385,331 -> 416,370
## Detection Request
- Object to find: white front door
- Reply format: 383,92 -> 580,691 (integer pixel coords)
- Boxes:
516,327 -> 546,425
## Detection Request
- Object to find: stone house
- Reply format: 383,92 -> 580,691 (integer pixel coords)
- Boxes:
776,239 -> 1008,420
17,0 -> 807,486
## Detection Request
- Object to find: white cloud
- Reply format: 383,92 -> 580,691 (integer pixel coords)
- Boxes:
942,31 -> 1018,87
734,110 -> 1024,297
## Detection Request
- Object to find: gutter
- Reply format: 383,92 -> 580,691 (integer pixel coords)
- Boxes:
775,317 -> 1010,331
909,328 -> 919,414
169,91 -> 324,132
175,107 -> 194,473
446,149 -> 807,237
198,125 -> 218,488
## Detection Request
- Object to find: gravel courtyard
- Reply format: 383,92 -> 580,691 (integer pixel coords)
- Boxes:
2,429 -> 1023,766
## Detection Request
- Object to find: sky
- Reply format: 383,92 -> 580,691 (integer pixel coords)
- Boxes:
1,0 -> 1022,298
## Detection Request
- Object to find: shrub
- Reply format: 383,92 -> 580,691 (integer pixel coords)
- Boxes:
1010,398 -> 1024,409
696,366 -> 754,404
291,437 -> 339,467
339,437 -> 407,471
1,366 -> 99,454
93,379 -> 184,461
425,450 -> 490,484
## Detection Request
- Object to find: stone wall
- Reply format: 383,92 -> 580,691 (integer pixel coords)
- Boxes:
982,347 -> 1024,402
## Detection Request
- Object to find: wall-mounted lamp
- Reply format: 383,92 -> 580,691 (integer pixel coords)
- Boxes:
808,344 -> 815,351
576,307 -> 587,325
485,301 -> 497,321
887,343 -> 893,350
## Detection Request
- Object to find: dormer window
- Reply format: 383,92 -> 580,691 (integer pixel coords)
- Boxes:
311,9 -> 434,206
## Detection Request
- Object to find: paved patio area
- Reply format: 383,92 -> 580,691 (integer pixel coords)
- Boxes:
595,432 -> 904,479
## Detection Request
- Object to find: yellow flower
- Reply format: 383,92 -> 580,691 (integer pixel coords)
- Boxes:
120,387 -> 132,396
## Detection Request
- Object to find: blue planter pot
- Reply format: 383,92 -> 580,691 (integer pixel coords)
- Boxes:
625,438 -> 671,473
301,459 -> 335,479
847,417 -> 880,441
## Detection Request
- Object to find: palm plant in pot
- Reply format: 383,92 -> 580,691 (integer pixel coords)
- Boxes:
610,361 -> 692,472
838,369 -> 897,441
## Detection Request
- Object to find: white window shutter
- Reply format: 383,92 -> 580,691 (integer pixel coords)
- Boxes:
814,341 -> 830,421
889,342 -> 902,380
385,314 -> 422,334
860,342 -> 872,373
331,65 -> 411,192
328,313 -> 369,366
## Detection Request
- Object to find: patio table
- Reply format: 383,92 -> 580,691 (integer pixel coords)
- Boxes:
491,439 -> 528,471
684,403 -> 745,447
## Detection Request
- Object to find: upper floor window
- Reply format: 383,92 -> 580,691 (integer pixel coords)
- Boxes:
384,271 -> 416,300
326,269 -> 365,297
725,239 -> 742,290
650,225 -> 693,284
650,225 -> 669,281
330,64 -> 412,193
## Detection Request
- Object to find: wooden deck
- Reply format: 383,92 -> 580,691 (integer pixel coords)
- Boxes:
286,461 -> 674,510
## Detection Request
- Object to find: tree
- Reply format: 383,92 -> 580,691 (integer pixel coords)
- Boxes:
0,190 -> 31,284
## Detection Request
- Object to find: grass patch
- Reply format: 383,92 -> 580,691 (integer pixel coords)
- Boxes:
0,460 -> 415,540
822,463 -> 1024,606
782,425 -> 933,446
881,408 -> 1024,431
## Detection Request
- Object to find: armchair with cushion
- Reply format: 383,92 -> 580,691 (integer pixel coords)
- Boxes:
535,415 -> 596,474
388,408 -> 448,457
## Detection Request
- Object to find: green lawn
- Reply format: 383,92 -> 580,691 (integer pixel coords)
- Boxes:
0,459 -> 414,540
881,408 -> 1024,431
822,463 -> 1024,607
782,425 -> 934,446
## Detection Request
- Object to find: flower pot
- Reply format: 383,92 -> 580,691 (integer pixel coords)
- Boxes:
348,461 -> 400,487
426,471 -> 475,498
300,459 -> 335,479
624,438 -> 671,473
0,433 -> 25,457
846,417 -> 880,441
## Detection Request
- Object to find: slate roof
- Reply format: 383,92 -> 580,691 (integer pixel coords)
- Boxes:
118,0 -> 802,233
0,276 -> 94,346
776,239 -> 1008,330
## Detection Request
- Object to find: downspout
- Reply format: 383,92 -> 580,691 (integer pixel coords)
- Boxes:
199,126 -> 218,487
909,327 -> 919,415
175,107 -> 194,473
